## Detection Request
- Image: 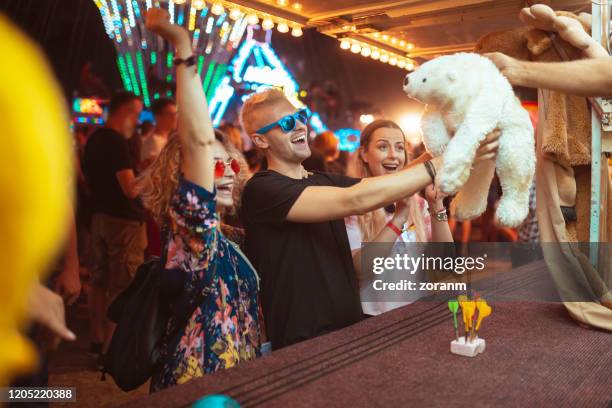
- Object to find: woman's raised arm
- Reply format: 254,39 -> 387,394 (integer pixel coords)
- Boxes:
145,8 -> 216,190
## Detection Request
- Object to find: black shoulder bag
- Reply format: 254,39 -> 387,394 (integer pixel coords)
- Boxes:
103,252 -> 218,392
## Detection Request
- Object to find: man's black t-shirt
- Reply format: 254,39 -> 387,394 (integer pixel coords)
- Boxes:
83,128 -> 144,221
241,170 -> 363,349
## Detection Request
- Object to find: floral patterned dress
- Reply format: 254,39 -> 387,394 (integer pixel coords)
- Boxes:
151,179 -> 261,391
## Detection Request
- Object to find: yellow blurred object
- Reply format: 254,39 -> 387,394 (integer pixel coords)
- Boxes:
475,299 -> 492,331
0,16 -> 72,385
461,300 -> 476,331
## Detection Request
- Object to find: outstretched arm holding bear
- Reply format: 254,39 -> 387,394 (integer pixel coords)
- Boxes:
486,53 -> 612,97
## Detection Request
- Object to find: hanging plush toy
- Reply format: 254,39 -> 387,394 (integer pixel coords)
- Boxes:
0,15 -> 73,385
403,53 -> 535,227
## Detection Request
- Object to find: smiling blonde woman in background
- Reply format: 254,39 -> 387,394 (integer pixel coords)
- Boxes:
346,120 -> 453,316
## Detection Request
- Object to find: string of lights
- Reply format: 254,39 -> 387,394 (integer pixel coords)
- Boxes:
92,0 -> 305,108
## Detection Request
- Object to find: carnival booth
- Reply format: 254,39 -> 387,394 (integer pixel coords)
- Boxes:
89,1 -> 610,406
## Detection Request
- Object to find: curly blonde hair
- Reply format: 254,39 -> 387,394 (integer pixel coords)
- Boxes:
137,130 -> 248,225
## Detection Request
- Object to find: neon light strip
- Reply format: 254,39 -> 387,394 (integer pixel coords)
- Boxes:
136,51 -> 151,106
166,52 -> 173,68
197,55 -> 205,76
254,47 -> 264,68
168,0 -> 175,24
126,0 -> 136,27
202,61 -> 217,94
209,77 -> 234,127
188,7 -> 197,31
192,28 -> 201,50
93,0 -> 113,36
207,63 -> 228,102
177,7 -> 185,25
125,53 -> 141,96
116,54 -> 133,92
220,21 -> 231,45
232,39 -> 255,82
229,17 -> 248,46
132,0 -> 141,19
151,51 -> 157,64
109,0 -> 122,43
206,16 -> 214,34
124,18 -> 132,38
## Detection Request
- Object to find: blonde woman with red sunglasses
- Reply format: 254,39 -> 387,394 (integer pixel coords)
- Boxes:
136,9 -> 261,391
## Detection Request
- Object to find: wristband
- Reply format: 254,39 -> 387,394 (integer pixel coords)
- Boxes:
173,55 -> 196,67
387,221 -> 403,236
423,160 -> 436,182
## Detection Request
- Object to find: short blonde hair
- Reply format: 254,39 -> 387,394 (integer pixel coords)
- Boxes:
240,88 -> 291,136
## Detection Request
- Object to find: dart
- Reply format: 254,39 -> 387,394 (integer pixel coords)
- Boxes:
448,299 -> 460,341
474,298 -> 492,338
461,299 -> 476,342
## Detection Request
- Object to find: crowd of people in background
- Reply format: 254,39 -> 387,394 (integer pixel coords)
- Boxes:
41,6 -> 548,395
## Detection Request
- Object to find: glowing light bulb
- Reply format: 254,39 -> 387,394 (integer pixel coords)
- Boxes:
407,43 -> 415,50
174,0 -> 186,4
291,26 -> 303,37
373,32 -> 380,38
380,54 -> 389,63
397,60 -> 406,69
246,13 -> 259,25
277,22 -> 289,33
360,114 -> 374,125
406,62 -> 415,71
277,0 -> 288,6
391,37 -> 398,44
399,40 -> 406,47
382,34 -> 389,41
229,8 -> 242,20
211,2 -> 224,15
361,47 -> 371,57
371,50 -> 380,60
193,0 -> 206,10
262,18 -> 274,30
292,2 -> 303,11
389,57 -> 398,66
340,39 -> 351,50
350,43 -> 361,54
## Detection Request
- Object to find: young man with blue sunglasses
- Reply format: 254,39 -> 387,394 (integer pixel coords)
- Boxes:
240,88 -> 499,349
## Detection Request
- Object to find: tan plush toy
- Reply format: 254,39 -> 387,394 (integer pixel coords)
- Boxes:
519,4 -> 608,58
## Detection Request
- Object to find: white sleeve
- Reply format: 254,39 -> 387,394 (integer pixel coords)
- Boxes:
345,216 -> 363,251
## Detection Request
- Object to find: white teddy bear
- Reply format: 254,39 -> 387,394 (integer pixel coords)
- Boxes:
403,53 -> 535,228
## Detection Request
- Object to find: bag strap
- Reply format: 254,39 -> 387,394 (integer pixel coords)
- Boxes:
168,257 -> 218,338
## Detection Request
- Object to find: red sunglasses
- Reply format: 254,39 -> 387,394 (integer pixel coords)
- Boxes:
215,158 -> 241,178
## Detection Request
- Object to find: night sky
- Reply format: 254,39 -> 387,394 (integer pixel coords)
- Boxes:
0,0 -> 418,125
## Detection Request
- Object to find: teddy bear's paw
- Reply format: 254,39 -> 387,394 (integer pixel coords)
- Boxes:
438,173 -> 463,195
453,194 -> 487,221
495,198 -> 529,228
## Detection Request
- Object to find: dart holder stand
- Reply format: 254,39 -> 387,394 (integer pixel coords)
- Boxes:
450,337 -> 486,357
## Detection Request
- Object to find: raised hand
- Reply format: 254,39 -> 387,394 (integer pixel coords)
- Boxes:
145,7 -> 188,45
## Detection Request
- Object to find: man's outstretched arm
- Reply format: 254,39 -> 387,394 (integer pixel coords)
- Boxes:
486,53 -> 612,97
287,131 -> 500,223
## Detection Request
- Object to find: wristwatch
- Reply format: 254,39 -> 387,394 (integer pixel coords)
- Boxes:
432,208 -> 448,222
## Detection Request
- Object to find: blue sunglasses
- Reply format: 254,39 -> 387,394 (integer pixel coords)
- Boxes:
255,108 -> 309,134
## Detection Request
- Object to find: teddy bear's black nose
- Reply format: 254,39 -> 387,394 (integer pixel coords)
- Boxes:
403,76 -> 409,86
